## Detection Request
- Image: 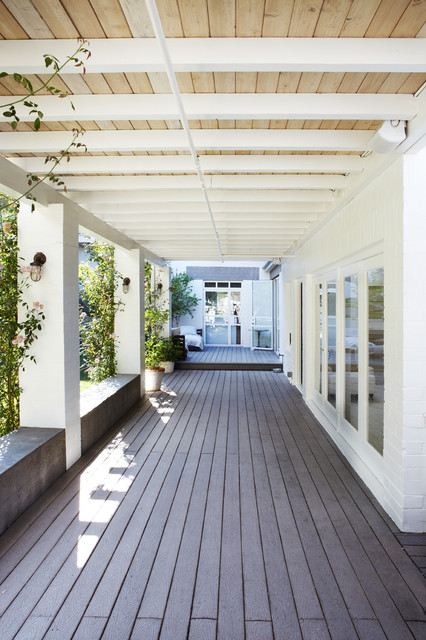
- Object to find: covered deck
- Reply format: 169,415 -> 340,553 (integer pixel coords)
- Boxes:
0,369 -> 424,640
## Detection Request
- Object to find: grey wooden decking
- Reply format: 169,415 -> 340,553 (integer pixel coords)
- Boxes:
0,370 -> 425,640
177,346 -> 283,370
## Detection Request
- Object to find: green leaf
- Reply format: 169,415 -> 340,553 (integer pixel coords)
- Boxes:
34,117 -> 41,131
11,121 -> 17,130
0,72 -> 8,78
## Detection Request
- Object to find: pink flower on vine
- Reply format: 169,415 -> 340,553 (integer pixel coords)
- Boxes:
110,333 -> 116,339
94,358 -> 100,364
0,263 -> 4,270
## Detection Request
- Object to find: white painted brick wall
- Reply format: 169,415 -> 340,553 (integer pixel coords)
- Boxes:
401,148 -> 426,531
281,156 -> 426,531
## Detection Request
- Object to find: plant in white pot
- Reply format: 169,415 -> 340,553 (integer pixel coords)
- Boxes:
144,336 -> 166,392
158,336 -> 182,374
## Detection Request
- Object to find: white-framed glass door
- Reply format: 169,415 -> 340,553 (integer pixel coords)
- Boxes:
312,273 -> 338,423
205,287 -> 241,346
252,281 -> 273,349
312,257 -> 385,470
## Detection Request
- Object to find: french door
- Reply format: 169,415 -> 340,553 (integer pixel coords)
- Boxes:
205,287 -> 241,346
251,281 -> 273,350
313,274 -> 338,422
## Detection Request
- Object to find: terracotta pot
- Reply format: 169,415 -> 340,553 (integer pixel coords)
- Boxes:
145,367 -> 165,391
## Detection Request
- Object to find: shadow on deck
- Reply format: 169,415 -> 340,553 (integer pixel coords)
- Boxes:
0,370 -> 424,640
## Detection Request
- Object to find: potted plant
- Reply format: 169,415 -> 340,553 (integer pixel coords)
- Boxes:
145,336 -> 166,391
157,336 -> 182,374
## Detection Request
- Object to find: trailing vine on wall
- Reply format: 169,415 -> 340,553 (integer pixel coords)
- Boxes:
0,39 -> 90,212
0,42 -> 91,435
79,240 -> 123,384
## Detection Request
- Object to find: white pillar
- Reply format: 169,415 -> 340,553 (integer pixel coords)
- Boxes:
115,246 -> 145,388
18,202 -> 81,468
154,264 -> 171,337
400,149 -> 426,531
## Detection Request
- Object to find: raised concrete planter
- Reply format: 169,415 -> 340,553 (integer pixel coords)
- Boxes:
0,427 -> 65,535
80,374 -> 140,454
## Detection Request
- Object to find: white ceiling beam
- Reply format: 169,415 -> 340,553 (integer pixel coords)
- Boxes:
10,154 -> 363,175
0,156 -> 146,252
91,202 -> 326,215
4,93 -> 415,122
111,221 -> 311,231
1,38 -> 425,73
68,189 -> 334,204
0,129 -> 373,153
101,217 -> 317,226
60,174 -> 347,191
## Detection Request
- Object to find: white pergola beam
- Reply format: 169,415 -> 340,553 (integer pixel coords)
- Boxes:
111,222 -> 311,231
91,202 -> 326,214
0,129 -> 373,153
1,38 -> 425,73
11,154 -> 363,175
4,93 -> 415,122
68,189 -> 334,204
60,174 -> 347,191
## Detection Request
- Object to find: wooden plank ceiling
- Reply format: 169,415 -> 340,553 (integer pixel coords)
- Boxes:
0,0 -> 425,260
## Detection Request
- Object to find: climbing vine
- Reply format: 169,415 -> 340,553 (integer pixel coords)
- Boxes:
0,196 -> 45,436
79,240 -> 123,384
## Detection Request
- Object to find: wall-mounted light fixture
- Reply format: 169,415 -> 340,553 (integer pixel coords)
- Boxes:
122,277 -> 130,294
157,282 -> 163,292
29,252 -> 46,282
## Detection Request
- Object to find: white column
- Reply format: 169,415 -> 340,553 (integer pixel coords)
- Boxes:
115,246 -> 145,385
400,149 -> 426,531
18,202 -> 81,468
154,264 -> 171,337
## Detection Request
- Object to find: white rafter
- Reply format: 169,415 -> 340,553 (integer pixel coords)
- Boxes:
59,175 -> 347,191
0,129 -> 373,153
68,189 -> 335,204
1,38 -> 425,73
10,154 -> 363,175
89,202 -> 327,214
3,93 -> 415,122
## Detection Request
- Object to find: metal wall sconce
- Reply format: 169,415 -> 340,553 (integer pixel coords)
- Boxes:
122,277 -> 130,294
157,282 -> 163,291
29,252 -> 46,282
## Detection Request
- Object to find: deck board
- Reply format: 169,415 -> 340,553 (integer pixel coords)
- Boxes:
0,370 -> 425,640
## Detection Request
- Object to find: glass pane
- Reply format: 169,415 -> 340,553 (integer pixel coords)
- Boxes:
231,325 -> 241,345
327,282 -> 336,407
344,275 -> 359,429
252,281 -> 273,349
205,291 -> 229,345
253,328 -> 271,348
231,292 -> 241,324
206,325 -> 228,345
205,291 -> 228,324
315,283 -> 323,393
368,268 -> 384,454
